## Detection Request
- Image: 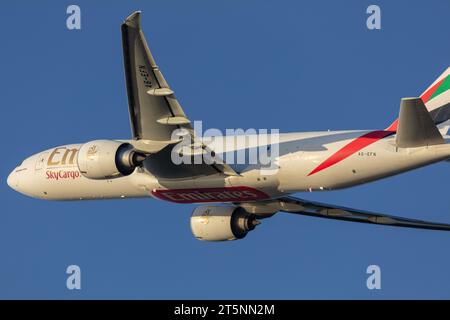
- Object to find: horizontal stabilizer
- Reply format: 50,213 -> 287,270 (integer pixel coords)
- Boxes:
396,97 -> 444,148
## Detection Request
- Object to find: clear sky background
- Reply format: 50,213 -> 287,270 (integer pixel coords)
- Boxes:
1,0 -> 450,299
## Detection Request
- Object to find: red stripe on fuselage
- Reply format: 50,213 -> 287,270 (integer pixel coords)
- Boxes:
307,130 -> 395,176
386,119 -> 398,132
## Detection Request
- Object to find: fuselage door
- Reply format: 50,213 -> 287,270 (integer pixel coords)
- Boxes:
35,153 -> 48,171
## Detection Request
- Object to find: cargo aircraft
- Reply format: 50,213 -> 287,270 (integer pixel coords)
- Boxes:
7,12 -> 450,240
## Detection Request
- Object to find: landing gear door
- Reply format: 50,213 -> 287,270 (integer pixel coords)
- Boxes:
35,153 -> 48,171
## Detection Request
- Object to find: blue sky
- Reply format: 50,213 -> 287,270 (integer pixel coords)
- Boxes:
1,0 -> 450,299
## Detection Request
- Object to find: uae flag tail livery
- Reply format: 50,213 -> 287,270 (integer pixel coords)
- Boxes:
387,67 -> 450,133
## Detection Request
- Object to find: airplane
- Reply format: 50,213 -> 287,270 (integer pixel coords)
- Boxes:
7,11 -> 450,241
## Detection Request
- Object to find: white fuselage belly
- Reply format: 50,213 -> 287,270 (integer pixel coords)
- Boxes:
8,131 -> 450,202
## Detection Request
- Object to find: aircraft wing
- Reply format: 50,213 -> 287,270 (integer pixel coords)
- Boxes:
121,12 -> 239,176
251,196 -> 450,231
121,11 -> 192,144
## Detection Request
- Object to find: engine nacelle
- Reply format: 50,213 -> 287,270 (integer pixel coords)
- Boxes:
77,140 -> 146,179
190,205 -> 260,241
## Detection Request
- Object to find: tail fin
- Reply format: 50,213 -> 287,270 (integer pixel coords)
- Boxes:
387,67 -> 450,132
421,67 -> 450,125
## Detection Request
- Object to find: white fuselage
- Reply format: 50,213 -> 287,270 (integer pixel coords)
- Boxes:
7,130 -> 450,203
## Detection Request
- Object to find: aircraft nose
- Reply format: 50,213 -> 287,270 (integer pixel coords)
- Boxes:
7,169 -> 19,191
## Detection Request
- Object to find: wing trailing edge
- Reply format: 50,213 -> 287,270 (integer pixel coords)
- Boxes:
239,196 -> 450,231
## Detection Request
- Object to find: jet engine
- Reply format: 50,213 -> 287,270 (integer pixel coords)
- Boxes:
77,140 -> 146,179
190,205 -> 260,241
